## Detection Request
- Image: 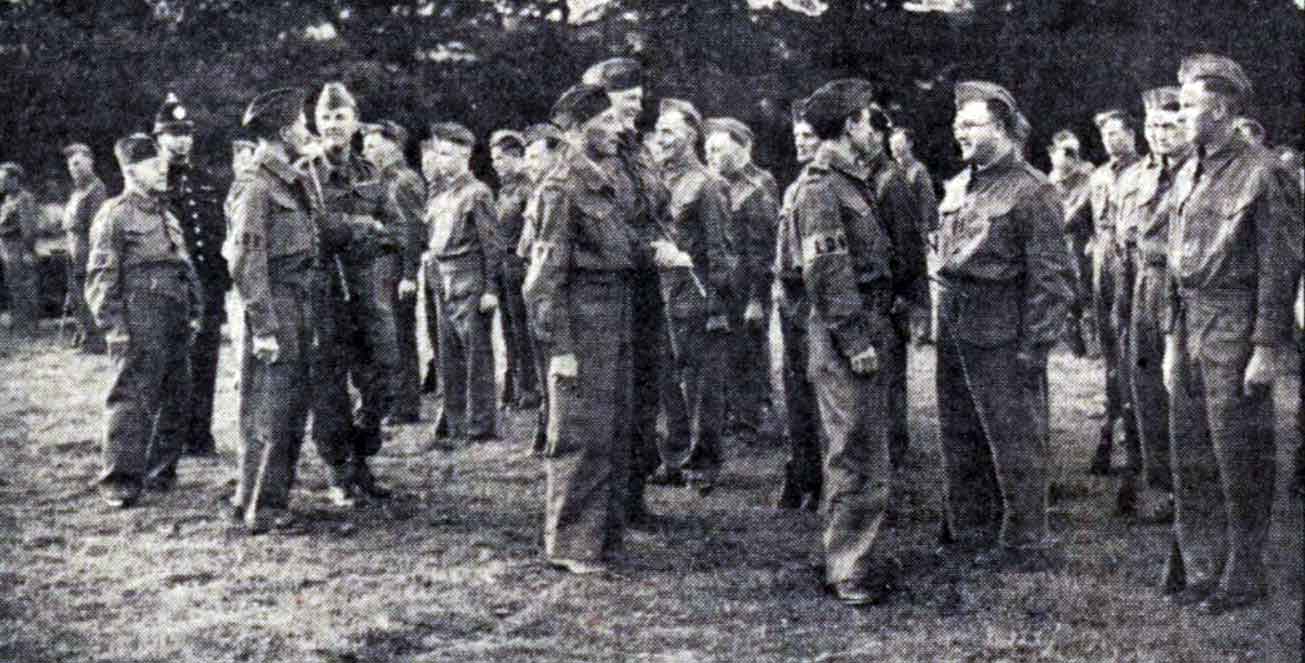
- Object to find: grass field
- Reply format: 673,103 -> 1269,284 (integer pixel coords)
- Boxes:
0,308 -> 1300,662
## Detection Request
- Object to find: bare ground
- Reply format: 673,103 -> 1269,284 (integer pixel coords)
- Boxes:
0,314 -> 1299,663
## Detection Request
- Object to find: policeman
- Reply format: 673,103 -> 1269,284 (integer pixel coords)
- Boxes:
1110,87 -> 1191,523
309,82 -> 401,506
935,81 -> 1074,567
154,92 -> 231,458
582,57 -> 689,524
773,98 -> 822,511
704,116 -> 779,446
426,122 -> 501,442
523,83 -> 639,574
1162,54 -> 1301,614
61,143 -> 109,353
1077,109 -> 1142,476
888,127 -> 940,347
489,129 -> 540,412
361,121 -> 427,424
1047,130 -> 1094,358
791,79 -> 897,606
0,163 -> 40,337
226,88 -> 322,533
651,98 -> 737,495
85,134 -> 203,508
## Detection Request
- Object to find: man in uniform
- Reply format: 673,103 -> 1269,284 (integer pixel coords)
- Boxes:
419,137 -> 443,398
1162,54 -> 1301,614
489,129 -> 540,411
524,84 -> 638,574
791,79 -> 898,605
1077,109 -> 1142,476
310,82 -> 402,506
85,134 -> 203,508
582,57 -> 689,523
426,122 -> 500,443
704,116 -> 778,447
1111,87 -> 1191,522
651,98 -> 737,495
889,127 -> 940,347
154,92 -> 231,458
362,120 -> 427,424
935,81 -> 1074,567
226,88 -> 323,532
61,143 -> 109,353
0,163 -> 41,337
1047,130 -> 1094,358
773,98 -> 823,511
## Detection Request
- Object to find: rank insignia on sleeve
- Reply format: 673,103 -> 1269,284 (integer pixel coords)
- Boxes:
801,230 -> 849,265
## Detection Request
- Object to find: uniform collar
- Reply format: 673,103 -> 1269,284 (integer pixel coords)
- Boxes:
812,142 -> 869,182
968,147 -> 1019,185
863,152 -> 894,182
1197,129 -> 1244,171
1107,151 -> 1140,173
660,150 -> 704,181
257,148 -> 301,185
124,187 -> 163,213
566,148 -> 613,191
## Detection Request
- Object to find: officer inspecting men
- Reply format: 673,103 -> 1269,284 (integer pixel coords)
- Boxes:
61,143 -> 109,354
85,133 -> 203,507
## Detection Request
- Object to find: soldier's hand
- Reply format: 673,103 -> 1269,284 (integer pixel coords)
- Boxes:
398,279 -> 417,300
1162,335 -> 1180,395
549,354 -> 578,382
744,298 -> 765,326
651,240 -> 692,269
1243,345 -> 1288,395
849,347 -> 880,376
106,328 -> 130,360
253,333 -> 280,364
706,314 -> 730,332
478,292 -> 499,313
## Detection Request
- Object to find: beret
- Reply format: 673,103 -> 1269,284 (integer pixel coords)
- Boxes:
242,87 -> 307,129
1093,109 -> 1131,129
1178,53 -> 1252,97
362,120 -> 410,147
490,129 -> 526,151
552,84 -> 611,131
523,123 -> 564,147
954,80 -> 1018,115
659,98 -> 703,137
805,79 -> 875,130
154,91 -> 195,135
581,57 -> 643,92
316,82 -> 358,115
62,143 -> 94,159
429,122 -> 475,148
703,117 -> 754,146
114,133 -> 159,166
1141,87 -> 1181,113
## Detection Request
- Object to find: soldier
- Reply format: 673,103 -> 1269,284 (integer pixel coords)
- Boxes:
704,117 -> 779,446
1111,87 -> 1191,523
226,88 -> 323,533
85,134 -> 203,508
0,163 -> 40,337
418,137 -> 443,398
61,143 -> 109,354
889,127 -> 940,347
154,92 -> 231,458
309,82 -> 402,506
773,98 -> 823,511
1078,109 -> 1142,476
582,57 -> 690,523
791,79 -> 898,605
1047,130 -> 1095,358
426,122 -> 500,443
489,129 -> 540,412
1162,54 -> 1301,614
524,84 -> 638,574
651,98 -> 737,495
361,120 -> 427,424
935,81 -> 1074,568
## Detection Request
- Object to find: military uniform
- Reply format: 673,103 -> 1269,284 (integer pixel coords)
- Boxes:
1049,160 -> 1094,350
427,171 -> 501,439
0,181 -> 40,335
62,156 -> 109,352
898,156 -> 940,345
226,146 -> 322,519
524,146 -> 639,564
792,140 -> 895,588
935,148 -> 1074,550
495,170 -> 539,407
378,159 -> 427,421
86,183 -> 203,501
161,158 -> 231,454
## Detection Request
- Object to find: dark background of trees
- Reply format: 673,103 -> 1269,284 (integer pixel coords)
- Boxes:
1,0 -> 1301,201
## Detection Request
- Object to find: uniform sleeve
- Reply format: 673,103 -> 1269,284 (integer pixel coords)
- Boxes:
743,187 -> 779,303
878,172 -> 929,307
517,194 -> 539,261
521,182 -> 575,357
1017,185 -> 1075,352
84,203 -> 124,333
699,176 -> 737,317
227,179 -> 279,337
1250,165 -> 1304,346
389,171 -> 427,280
796,178 -> 874,360
469,185 -> 504,299
914,169 -> 940,234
